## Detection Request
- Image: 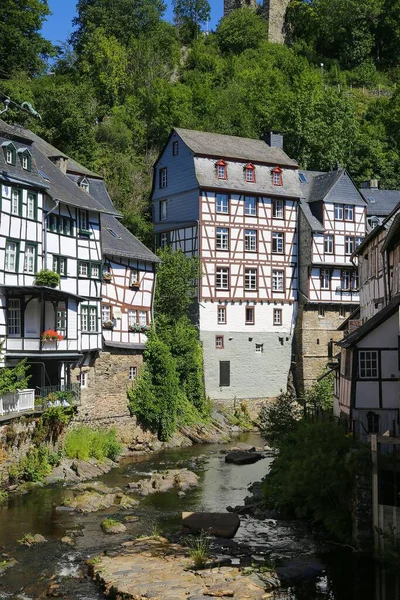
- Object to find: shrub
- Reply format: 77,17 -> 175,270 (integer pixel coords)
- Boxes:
63,427 -> 121,462
0,358 -> 31,395
18,445 -> 57,482
34,269 -> 60,287
258,390 -> 302,449
187,532 -> 211,568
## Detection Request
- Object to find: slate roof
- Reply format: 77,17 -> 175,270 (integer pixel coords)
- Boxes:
174,128 -> 298,167
0,135 -> 49,190
340,294 -> 400,348
354,202 -> 400,256
68,174 -> 119,215
299,199 -> 325,233
360,189 -> 400,216
101,214 -> 159,263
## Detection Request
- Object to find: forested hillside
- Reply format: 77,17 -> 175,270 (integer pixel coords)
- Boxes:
2,0 -> 400,246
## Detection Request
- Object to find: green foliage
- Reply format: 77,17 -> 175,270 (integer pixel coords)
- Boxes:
233,400 -> 253,430
100,518 -> 122,532
0,359 -> 31,395
263,418 -> 367,543
0,0 -> 56,77
187,532 -> 211,568
216,8 -> 266,55
63,427 -> 121,462
128,330 -> 183,440
18,445 -> 59,482
302,370 -> 335,411
258,390 -> 302,448
155,248 -> 199,321
34,269 -> 60,288
173,0 -> 211,43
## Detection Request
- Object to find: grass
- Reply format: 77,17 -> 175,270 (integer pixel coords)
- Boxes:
63,427 -> 121,462
17,533 -> 36,546
187,532 -> 211,568
100,518 -> 121,532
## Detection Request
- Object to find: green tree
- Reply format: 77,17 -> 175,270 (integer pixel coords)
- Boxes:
216,8 -> 266,55
173,0 -> 211,43
0,0 -> 55,77
0,359 -> 31,395
155,248 -> 199,321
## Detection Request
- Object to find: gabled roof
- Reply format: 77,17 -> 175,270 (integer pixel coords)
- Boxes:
68,174 -> 120,216
302,169 -> 343,204
340,294 -> 400,348
299,199 -> 325,233
354,202 -> 400,256
101,214 -> 159,263
173,128 -> 298,168
360,189 -> 400,217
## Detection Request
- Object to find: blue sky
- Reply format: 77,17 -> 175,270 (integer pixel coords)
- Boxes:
41,0 -> 224,46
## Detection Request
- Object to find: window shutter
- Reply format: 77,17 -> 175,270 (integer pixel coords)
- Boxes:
219,361 -> 230,387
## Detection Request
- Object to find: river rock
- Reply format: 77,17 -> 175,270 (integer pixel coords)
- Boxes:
60,536 -> 75,546
127,469 -> 199,496
62,491 -> 137,513
230,443 -> 256,452
224,451 -> 264,465
101,520 -> 127,534
18,533 -> 47,546
74,481 -> 122,494
0,557 -> 17,574
182,512 -> 240,538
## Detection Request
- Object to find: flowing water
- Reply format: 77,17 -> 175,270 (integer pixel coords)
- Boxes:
0,432 -> 395,599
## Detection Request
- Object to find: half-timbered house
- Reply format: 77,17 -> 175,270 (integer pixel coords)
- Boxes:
335,203 -> 400,438
152,128 -> 301,401
360,180 -> 400,233
295,168 -> 367,390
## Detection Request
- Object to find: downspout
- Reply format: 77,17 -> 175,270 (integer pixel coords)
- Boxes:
43,199 -> 60,269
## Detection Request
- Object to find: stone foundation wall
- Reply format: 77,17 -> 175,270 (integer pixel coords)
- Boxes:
0,416 -> 39,478
71,349 -> 143,442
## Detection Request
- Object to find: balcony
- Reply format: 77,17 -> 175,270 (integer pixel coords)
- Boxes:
0,389 -> 35,418
35,383 -> 81,409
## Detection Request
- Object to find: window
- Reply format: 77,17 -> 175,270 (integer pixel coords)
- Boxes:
352,271 -> 359,290
216,227 -> 229,250
53,256 -> 67,277
57,306 -> 67,337
21,153 -> 30,171
129,366 -> 138,381
11,189 -> 21,216
355,237 -> 363,249
102,304 -> 111,323
318,305 -> 325,318
216,160 -> 227,180
78,261 -> 89,277
272,167 -> 283,186
217,306 -> 226,324
244,164 -> 255,183
245,268 -> 257,290
367,411 -> 380,434
341,270 -> 351,290
219,361 -> 230,387
359,351 -> 378,379
91,263 -> 100,279
81,306 -> 97,332
339,306 -> 347,318
245,196 -> 257,216
215,335 -> 224,349
245,229 -> 257,252
80,372 -> 88,388
80,178 -> 89,192
47,215 -> 73,236
344,205 -> 354,221
130,268 -> 139,286
128,310 -> 137,327
255,343 -> 264,353
216,267 -> 229,290
159,199 -> 167,221
320,269 -> 331,290
27,193 -> 37,220
159,167 -> 168,188
172,141 -> 179,156
78,210 -> 88,231
334,204 -> 343,220
299,173 -> 308,183
273,308 -> 282,325
4,144 -> 15,165
245,306 -> 255,324
138,311 -> 147,326
160,232 -> 168,249
8,299 -> 21,337
273,199 -> 284,218
272,269 -> 284,292
272,232 -> 284,254
24,244 -> 36,274
345,236 -> 355,255
324,234 -> 334,254
5,240 -> 18,272
216,194 -> 229,213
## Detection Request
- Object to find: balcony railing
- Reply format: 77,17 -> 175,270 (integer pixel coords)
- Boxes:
0,389 -> 35,417
35,383 -> 81,409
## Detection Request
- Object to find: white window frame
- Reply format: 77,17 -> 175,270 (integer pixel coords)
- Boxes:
272,231 -> 284,253
245,196 -> 257,216
5,241 -> 18,272
8,299 -> 21,337
245,268 -> 257,290
11,189 -> 20,216
273,308 -> 282,325
272,269 -> 284,292
79,262 -> 89,277
345,236 -> 355,255
341,270 -> 351,290
27,193 -> 36,219
128,310 -> 137,327
24,244 -> 36,274
159,168 -> 168,189
22,155 -> 29,170
160,200 -> 167,221
6,148 -> 13,164
334,204 -> 343,220
344,205 -> 354,221
245,229 -> 257,252
216,194 -> 228,214
102,304 -> 111,323
273,199 -> 284,218
320,269 -> 331,290
216,227 -> 229,250
216,267 -> 229,290
245,167 -> 255,183
160,232 -> 168,248
80,372 -> 88,388
217,306 -> 226,324
78,210 -> 88,231
359,351 -> 378,379
324,234 -> 334,254
57,306 -> 67,336
215,335 -> 224,349
129,366 -> 138,381
138,311 -> 147,326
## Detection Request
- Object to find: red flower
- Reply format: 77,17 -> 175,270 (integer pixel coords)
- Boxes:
41,329 -> 64,341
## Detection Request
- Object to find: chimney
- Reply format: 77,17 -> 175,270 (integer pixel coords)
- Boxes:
51,156 -> 68,175
361,179 -> 379,190
262,132 -> 284,149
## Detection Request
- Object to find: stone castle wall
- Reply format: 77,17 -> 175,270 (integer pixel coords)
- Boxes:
264,0 -> 290,43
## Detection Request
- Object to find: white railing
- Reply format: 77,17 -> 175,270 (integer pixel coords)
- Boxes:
0,389 -> 35,417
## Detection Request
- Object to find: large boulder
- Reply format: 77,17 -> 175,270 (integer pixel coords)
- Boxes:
127,469 -> 199,496
224,451 -> 263,465
182,512 -> 240,538
62,491 -> 137,513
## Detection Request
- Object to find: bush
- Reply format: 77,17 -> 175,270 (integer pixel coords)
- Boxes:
18,445 -> 59,482
34,269 -> 60,288
63,427 -> 121,462
258,390 -> 302,449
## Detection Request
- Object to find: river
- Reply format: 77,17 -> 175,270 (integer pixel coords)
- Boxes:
0,432 -> 396,599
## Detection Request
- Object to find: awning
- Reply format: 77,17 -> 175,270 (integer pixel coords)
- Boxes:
103,340 -> 145,351
6,352 -> 83,359
0,285 -> 86,302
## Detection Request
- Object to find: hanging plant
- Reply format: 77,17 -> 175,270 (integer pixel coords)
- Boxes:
41,330 -> 64,341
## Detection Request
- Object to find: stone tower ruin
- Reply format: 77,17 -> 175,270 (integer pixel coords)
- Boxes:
223,0 -> 290,45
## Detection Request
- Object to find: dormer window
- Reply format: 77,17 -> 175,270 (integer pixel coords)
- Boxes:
216,160 -> 227,180
244,163 -> 255,183
272,167 -> 283,186
18,149 -> 31,171
79,177 -> 90,193
3,142 -> 16,166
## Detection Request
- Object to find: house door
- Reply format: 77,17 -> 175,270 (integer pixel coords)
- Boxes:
219,361 -> 230,387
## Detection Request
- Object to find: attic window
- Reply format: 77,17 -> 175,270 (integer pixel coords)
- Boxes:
3,143 -> 16,166
107,228 -> 121,239
216,160 -> 227,180
299,173 -> 307,183
244,163 -> 255,183
18,149 -> 31,171
80,178 -> 90,193
38,169 -> 50,181
272,167 -> 283,186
